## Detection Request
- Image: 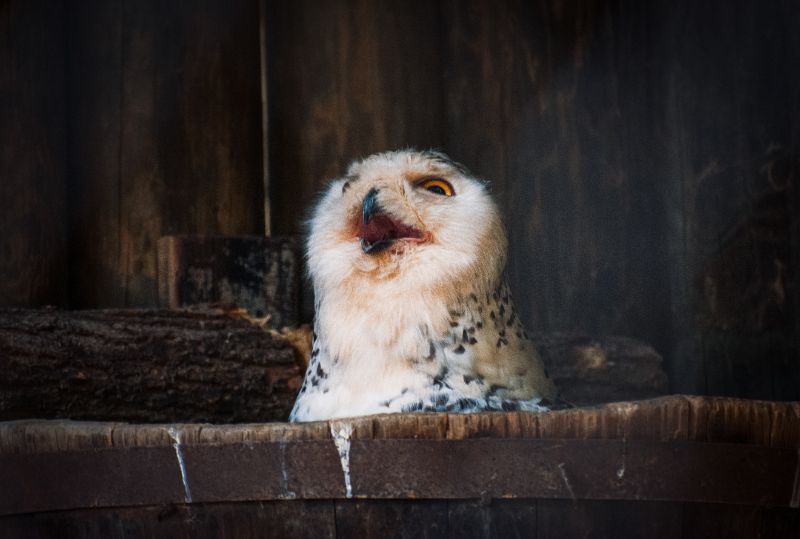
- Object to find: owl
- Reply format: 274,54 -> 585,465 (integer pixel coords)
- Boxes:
289,150 -> 557,422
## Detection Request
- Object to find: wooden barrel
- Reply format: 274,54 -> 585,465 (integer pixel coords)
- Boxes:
1,396 -> 798,538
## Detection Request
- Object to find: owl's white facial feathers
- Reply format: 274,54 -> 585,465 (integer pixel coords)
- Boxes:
307,151 -> 506,361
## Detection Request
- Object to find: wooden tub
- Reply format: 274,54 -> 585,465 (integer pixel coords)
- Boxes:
1,396 -> 798,538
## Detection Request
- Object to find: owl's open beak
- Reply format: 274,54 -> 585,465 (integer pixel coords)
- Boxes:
358,188 -> 424,254
361,188 -> 381,226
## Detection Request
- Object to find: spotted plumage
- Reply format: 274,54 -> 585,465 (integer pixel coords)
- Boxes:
289,150 -> 557,422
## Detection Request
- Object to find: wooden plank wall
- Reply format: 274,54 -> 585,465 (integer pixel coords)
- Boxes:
0,0 -> 798,400
650,0 -> 800,398
66,0 -> 265,307
0,0 -> 68,308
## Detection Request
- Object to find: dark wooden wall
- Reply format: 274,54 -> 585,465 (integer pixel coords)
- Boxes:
1,0 -> 798,400
0,0 -> 68,308
66,0 -> 265,307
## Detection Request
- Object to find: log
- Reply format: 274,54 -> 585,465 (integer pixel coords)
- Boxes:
535,333 -> 669,405
157,235 -> 300,327
0,308 -> 304,423
0,309 -> 668,424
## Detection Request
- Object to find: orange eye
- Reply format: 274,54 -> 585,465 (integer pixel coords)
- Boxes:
419,178 -> 455,197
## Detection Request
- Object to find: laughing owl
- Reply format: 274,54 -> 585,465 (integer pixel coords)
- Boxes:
289,150 -> 557,422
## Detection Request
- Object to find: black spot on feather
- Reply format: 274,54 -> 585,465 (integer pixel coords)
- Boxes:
433,393 -> 449,407
433,367 -> 451,389
402,401 -> 423,412
457,398 -> 479,410
316,363 -> 327,379
425,340 -> 436,360
488,384 -> 507,396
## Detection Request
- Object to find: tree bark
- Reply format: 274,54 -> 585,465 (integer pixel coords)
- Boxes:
0,308 -> 303,423
534,334 -> 669,406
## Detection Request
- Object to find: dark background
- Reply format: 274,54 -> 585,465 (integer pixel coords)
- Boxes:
1,0 -> 798,400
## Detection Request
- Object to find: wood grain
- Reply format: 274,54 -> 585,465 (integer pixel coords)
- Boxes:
2,500 -> 797,539
157,235 -> 300,326
67,0 -> 264,308
265,0 -> 445,239
3,396 -> 790,449
651,0 -> 800,398
0,308 -> 303,423
0,397 -> 796,535
0,0 -> 68,308
441,0 -> 672,360
335,500 -> 449,539
0,501 -> 337,539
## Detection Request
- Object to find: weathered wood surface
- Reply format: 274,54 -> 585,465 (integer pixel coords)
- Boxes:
157,235 -> 299,327
66,0 -> 264,309
1,397 -> 797,537
0,308 -> 304,423
0,0 -> 68,308
441,0 -> 672,359
3,500 -> 798,539
535,333 -> 667,405
2,395 -> 785,447
0,396 -> 797,518
650,0 -> 800,400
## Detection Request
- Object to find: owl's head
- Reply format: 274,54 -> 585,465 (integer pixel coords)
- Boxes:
307,150 -> 507,302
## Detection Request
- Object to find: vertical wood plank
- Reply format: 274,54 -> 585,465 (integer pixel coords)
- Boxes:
65,0 -> 124,307
537,500 -> 614,539
681,503 -> 762,539
652,0 -> 800,398
441,0 -> 672,364
537,396 -> 690,442
67,0 -> 264,308
265,0 -> 445,238
448,500 -> 537,539
610,502 -> 682,539
0,0 -> 68,307
334,500 -> 448,538
686,396 -> 773,444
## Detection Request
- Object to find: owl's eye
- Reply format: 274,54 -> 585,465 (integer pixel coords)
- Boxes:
418,178 -> 455,197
